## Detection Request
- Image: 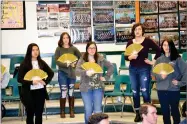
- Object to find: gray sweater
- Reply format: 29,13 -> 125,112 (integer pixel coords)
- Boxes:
75,54 -> 114,92
55,46 -> 81,79
153,55 -> 187,91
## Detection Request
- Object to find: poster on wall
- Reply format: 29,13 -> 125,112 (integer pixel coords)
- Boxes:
37,3 -> 70,38
115,1 -> 135,9
179,1 -> 187,11
180,12 -> 187,31
94,26 -> 115,43
159,13 -> 178,31
1,1 -> 26,30
115,9 -> 135,27
159,1 -> 178,13
93,9 -> 114,26
140,15 -> 158,32
70,26 -> 91,44
116,27 -> 132,44
70,8 -> 91,26
69,1 -> 91,8
140,1 -> 158,14
92,1 -> 113,8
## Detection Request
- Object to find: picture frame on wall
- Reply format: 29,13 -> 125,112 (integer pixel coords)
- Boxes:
1,1 -> 26,30
140,15 -> 158,32
160,32 -> 179,48
140,1 -> 158,14
115,27 -> 132,44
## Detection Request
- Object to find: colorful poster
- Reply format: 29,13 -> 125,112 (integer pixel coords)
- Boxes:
159,2 -> 178,13
1,1 -> 26,29
115,1 -> 135,9
37,3 -> 70,38
160,32 -> 179,48
116,27 -> 132,44
140,1 -> 158,14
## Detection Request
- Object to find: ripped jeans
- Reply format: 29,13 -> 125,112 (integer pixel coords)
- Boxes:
58,71 -> 76,98
129,65 -> 151,110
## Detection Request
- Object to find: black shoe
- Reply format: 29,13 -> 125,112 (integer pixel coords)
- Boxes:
134,113 -> 142,122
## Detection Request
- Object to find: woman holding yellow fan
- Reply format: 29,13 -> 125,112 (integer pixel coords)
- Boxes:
152,39 -> 187,124
55,32 -> 81,118
125,23 -> 161,122
17,43 -> 54,124
76,42 -> 113,124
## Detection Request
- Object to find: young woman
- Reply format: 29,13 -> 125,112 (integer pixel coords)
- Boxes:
55,32 -> 81,118
17,43 -> 54,124
153,39 -> 187,124
76,42 -> 113,124
125,23 -> 161,122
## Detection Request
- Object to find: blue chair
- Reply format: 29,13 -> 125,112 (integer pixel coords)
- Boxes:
2,78 -> 24,120
9,56 -> 24,74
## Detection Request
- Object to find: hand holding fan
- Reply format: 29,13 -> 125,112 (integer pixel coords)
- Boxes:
24,69 -> 48,81
81,62 -> 103,74
57,53 -> 78,64
1,64 -> 6,75
153,63 -> 174,75
125,43 -> 143,56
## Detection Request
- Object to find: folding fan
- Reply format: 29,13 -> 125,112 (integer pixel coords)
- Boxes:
153,63 -> 174,75
81,62 -> 103,73
57,53 -> 78,64
1,64 -> 6,75
24,69 -> 48,81
125,43 -> 143,56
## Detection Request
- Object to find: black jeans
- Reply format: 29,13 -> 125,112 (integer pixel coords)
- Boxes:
25,89 -> 45,124
157,90 -> 180,124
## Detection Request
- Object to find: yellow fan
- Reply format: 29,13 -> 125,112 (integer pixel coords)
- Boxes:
81,62 -> 103,73
125,43 -> 143,56
153,63 -> 174,75
1,64 -> 6,75
57,53 -> 78,64
24,69 -> 48,81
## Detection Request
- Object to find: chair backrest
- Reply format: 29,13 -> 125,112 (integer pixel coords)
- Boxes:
120,53 -> 126,67
2,78 -> 20,100
182,52 -> 187,62
9,56 -> 24,74
112,63 -> 118,78
113,75 -> 130,92
51,55 -> 57,69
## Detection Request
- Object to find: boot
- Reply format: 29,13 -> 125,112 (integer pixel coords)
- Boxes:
134,112 -> 142,122
68,96 -> 75,118
60,98 -> 66,118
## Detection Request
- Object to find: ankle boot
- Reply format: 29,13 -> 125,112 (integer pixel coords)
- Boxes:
134,113 -> 142,122
60,98 -> 66,118
68,96 -> 75,118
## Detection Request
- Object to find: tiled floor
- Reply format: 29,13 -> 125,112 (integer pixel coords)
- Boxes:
2,112 -> 165,124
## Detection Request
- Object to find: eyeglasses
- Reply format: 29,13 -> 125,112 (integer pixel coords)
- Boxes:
88,47 -> 96,50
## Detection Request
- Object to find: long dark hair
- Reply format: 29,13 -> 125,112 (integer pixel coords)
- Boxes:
58,32 -> 73,47
24,43 -> 44,69
160,39 -> 180,61
131,23 -> 145,38
83,42 -> 99,63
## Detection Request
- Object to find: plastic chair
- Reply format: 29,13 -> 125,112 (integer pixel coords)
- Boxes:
1,78 -> 24,120
103,75 -> 130,117
9,56 -> 24,74
103,63 -> 118,84
51,55 -> 58,72
119,53 -> 129,74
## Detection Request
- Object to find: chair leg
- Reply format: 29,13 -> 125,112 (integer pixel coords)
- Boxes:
121,96 -> 127,118
103,96 -> 108,112
129,97 -> 135,113
110,97 -> 116,112
45,101 -> 47,120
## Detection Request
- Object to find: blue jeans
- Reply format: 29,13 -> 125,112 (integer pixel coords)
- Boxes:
58,71 -> 76,98
81,88 -> 104,124
157,91 -> 180,124
129,66 -> 151,110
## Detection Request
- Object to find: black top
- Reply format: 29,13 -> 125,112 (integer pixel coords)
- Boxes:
17,60 -> 54,100
125,38 -> 161,67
